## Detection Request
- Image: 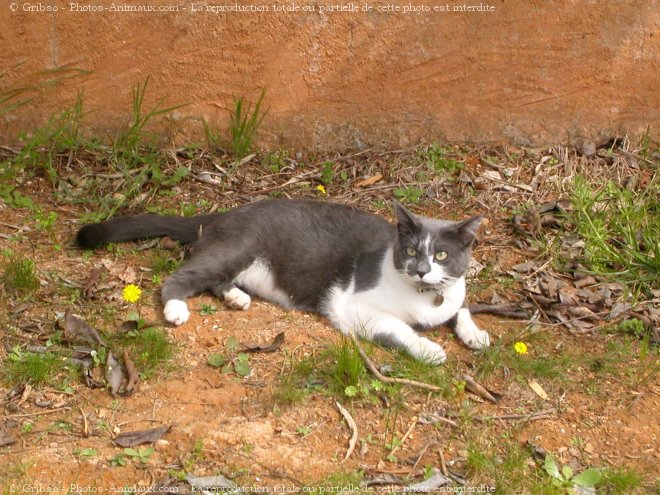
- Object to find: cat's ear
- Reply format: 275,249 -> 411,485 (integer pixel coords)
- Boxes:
455,215 -> 483,246
393,200 -> 419,235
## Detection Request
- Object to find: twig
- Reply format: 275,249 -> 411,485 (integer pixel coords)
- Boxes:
411,441 -> 436,472
475,408 -> 555,422
79,406 -> 89,437
347,332 -> 442,392
388,416 -> 418,459
336,402 -> 358,462
438,448 -> 448,476
4,406 -> 71,418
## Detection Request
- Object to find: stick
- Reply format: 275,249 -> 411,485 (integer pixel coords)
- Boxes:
475,408 -> 555,422
347,332 -> 442,393
388,416 -> 418,459
4,406 -> 71,418
336,402 -> 358,462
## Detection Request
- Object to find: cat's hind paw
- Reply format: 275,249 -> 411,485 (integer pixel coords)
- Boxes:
163,299 -> 190,326
223,287 -> 251,310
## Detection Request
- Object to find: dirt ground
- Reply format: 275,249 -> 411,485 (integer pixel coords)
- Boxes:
0,146 -> 658,493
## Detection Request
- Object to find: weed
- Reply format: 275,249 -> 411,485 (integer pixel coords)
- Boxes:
394,186 -> 424,204
1,254 -> 40,296
208,336 -> 251,377
227,88 -> 268,159
421,142 -> 464,174
150,250 -> 180,276
199,303 -> 218,316
570,175 -> 659,297
1,348 -> 63,386
123,446 -> 155,464
272,354 -> 318,405
542,453 -> 601,492
74,448 -> 98,460
122,327 -> 175,378
262,148 -> 289,172
598,467 -> 644,494
323,337 -> 366,395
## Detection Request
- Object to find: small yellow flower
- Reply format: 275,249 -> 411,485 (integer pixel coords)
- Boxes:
514,341 -> 528,355
315,184 -> 327,195
122,284 -> 142,303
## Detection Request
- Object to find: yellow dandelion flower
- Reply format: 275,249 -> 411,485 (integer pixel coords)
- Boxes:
514,341 -> 528,355
122,284 -> 142,303
315,184 -> 327,195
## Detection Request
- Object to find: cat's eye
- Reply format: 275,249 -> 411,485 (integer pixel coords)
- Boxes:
435,251 -> 448,261
406,247 -> 417,257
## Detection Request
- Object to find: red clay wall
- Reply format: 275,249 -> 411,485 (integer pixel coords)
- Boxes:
1,0 -> 658,149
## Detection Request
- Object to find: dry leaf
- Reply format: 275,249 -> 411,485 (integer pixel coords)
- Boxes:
0,420 -> 18,447
461,374 -> 501,403
120,351 -> 140,397
528,379 -> 549,400
112,425 -> 172,447
406,469 -> 451,491
336,401 -> 358,462
241,332 -> 285,353
354,173 -> 383,188
105,351 -> 123,397
82,267 -> 103,300
64,310 -> 106,347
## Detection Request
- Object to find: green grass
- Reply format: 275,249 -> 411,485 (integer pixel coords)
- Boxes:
420,142 -> 465,174
116,326 -> 176,379
466,437 -> 561,494
569,175 -> 659,298
150,250 -> 180,276
2,349 -> 63,386
228,88 -> 267,159
1,253 -> 40,296
598,467 -> 644,494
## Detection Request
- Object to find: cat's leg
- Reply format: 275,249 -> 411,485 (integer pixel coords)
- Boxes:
448,306 -> 490,350
161,254 -> 240,325
210,283 -> 251,311
334,309 -> 447,365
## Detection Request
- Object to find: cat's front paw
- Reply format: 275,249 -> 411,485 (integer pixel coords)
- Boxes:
414,338 -> 447,365
223,287 -> 251,310
163,299 -> 190,326
454,308 -> 490,350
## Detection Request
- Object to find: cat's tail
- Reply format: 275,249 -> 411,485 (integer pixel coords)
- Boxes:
76,214 -> 220,249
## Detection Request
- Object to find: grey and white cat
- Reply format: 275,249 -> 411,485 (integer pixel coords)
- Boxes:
77,199 -> 490,364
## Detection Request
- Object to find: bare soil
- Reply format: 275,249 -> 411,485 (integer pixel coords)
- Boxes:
0,148 -> 658,493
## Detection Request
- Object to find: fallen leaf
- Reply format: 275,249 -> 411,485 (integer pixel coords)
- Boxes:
0,420 -> 18,447
512,261 -> 537,273
112,425 -> 171,447
336,401 -> 358,462
120,351 -> 140,397
241,332 -> 285,353
63,310 -> 107,347
82,267 -> 103,300
406,468 -> 451,491
354,173 -> 383,188
567,306 -> 600,322
460,374 -> 501,403
528,379 -> 549,400
105,351 -> 123,397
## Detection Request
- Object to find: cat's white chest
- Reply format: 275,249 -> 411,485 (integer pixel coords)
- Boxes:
322,248 -> 466,330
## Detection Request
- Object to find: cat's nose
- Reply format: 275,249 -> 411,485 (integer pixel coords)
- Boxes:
416,265 -> 431,278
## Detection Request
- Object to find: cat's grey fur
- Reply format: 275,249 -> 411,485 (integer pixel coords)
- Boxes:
77,199 -> 490,363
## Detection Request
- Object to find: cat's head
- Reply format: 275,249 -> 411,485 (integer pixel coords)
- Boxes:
392,201 -> 482,289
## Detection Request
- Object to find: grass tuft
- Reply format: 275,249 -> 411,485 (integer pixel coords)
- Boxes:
2,349 -> 63,386
569,175 -> 659,297
228,88 -> 268,159
1,254 -> 40,296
